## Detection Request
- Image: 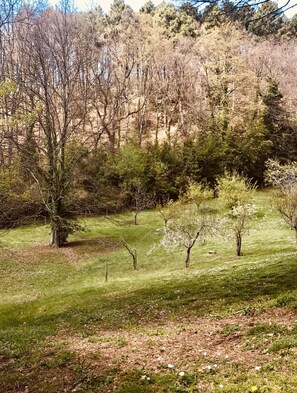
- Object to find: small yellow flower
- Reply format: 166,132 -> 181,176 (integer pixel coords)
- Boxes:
250,386 -> 258,392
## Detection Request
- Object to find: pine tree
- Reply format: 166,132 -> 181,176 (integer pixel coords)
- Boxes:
262,77 -> 297,161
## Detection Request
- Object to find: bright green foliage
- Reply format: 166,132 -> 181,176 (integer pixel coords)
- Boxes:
0,80 -> 17,96
182,182 -> 213,209
217,172 -> 255,209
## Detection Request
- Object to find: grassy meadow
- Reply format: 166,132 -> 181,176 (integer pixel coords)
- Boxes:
0,190 -> 297,392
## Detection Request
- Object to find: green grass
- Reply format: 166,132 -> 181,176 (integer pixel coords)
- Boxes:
0,190 -> 297,392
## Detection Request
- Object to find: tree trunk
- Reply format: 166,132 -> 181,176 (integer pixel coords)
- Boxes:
107,129 -> 116,154
50,226 -> 61,247
134,211 -> 138,225
50,220 -> 68,247
49,199 -> 69,247
105,260 -> 109,282
185,247 -> 191,268
236,233 -> 242,256
132,249 -> 137,270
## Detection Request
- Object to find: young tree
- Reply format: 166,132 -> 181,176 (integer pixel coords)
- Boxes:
265,160 -> 297,244
218,172 -> 256,256
229,203 -> 256,256
217,172 -> 255,209
160,185 -> 214,268
130,183 -> 154,225
121,236 -> 138,270
160,206 -> 211,268
182,181 -> 213,208
157,199 -> 182,227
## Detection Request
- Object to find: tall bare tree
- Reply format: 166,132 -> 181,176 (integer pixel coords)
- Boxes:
14,5 -> 92,246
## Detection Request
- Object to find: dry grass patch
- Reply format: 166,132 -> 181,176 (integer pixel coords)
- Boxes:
65,308 -> 297,375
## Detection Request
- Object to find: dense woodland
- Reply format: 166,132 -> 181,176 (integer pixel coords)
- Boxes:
1,0 -> 297,245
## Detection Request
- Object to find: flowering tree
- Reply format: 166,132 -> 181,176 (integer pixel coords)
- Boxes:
160,208 -> 209,268
218,172 -> 256,256
160,181 -> 216,267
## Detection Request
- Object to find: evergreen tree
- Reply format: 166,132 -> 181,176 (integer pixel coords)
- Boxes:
154,3 -> 198,37
248,1 -> 285,37
179,2 -> 201,22
139,0 -> 155,14
261,77 -> 297,161
287,14 -> 297,37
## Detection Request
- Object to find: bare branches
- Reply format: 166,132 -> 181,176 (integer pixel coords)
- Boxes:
0,0 -> 43,31
131,185 -> 155,225
265,160 -> 297,243
120,236 -> 137,270
188,0 -> 297,16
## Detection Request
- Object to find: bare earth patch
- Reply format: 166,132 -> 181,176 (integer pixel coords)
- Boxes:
64,308 -> 297,373
9,238 -> 120,264
7,244 -> 80,264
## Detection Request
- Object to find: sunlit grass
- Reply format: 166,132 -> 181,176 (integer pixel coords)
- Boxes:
0,190 -> 297,392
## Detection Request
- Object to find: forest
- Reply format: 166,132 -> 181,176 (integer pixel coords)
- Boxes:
1,0 -> 297,246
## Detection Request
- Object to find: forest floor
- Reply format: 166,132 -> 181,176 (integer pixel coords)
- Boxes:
0,190 -> 297,392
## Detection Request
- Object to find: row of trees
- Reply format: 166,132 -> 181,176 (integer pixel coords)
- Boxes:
125,168 -> 297,269
0,0 -> 297,246
159,173 -> 256,267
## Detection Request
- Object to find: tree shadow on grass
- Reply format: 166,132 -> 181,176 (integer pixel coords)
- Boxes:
1,256 -> 297,355
65,238 -> 120,253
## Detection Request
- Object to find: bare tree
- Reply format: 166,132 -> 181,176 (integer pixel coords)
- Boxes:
265,159 -> 297,244
14,6 -> 92,246
0,0 -> 32,30
130,184 -> 154,225
157,199 -> 182,227
225,203 -> 256,256
121,236 -> 138,270
84,12 -> 152,152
